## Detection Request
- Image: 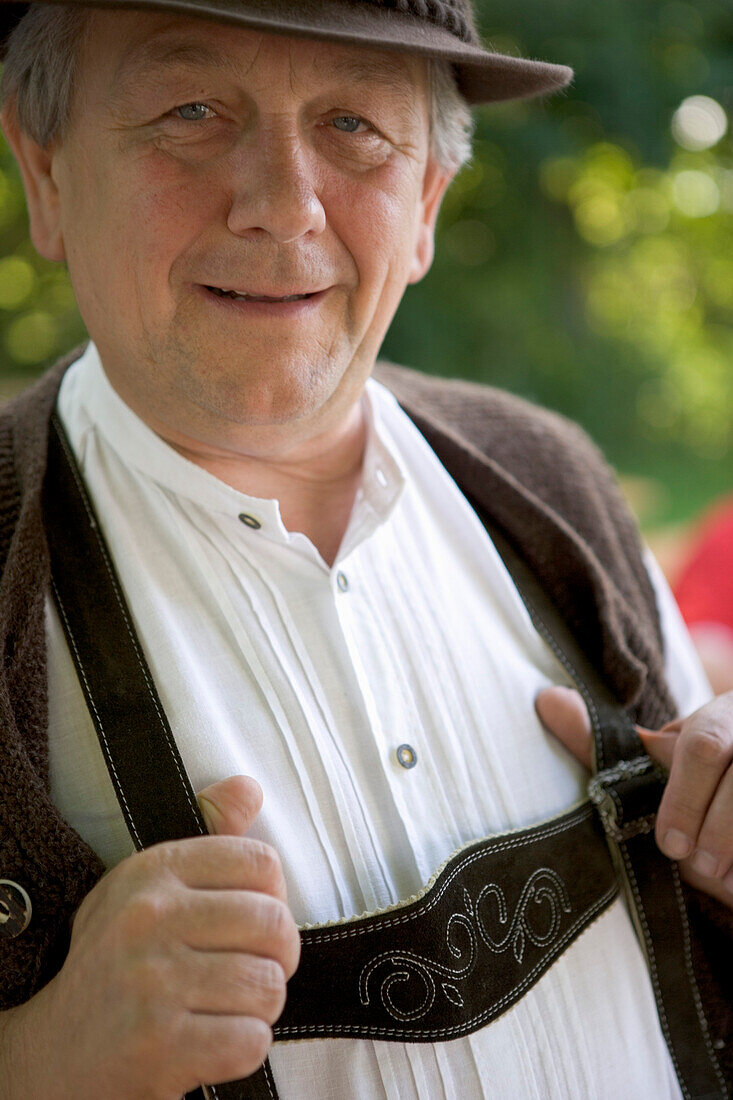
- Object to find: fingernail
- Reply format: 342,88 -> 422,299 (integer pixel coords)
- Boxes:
691,850 -> 719,878
663,829 -> 693,860
198,795 -> 223,833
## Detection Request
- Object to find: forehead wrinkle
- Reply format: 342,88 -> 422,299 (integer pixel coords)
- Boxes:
317,51 -> 419,94
106,28 -> 425,118
110,38 -> 245,102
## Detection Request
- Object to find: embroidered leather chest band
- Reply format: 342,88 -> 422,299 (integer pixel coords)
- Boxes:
273,802 -> 615,1043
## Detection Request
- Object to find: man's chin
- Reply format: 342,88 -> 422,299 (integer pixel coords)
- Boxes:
175,359 -> 343,430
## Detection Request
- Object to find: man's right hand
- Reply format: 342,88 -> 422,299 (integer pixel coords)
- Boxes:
0,775 -> 300,1100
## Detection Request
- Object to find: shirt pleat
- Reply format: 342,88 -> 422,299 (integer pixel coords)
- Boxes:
158,489 -> 360,913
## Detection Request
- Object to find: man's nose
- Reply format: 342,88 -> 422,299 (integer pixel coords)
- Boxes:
226,131 -> 327,244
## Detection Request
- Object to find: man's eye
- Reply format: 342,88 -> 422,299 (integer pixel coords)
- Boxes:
332,115 -> 369,134
173,103 -> 215,122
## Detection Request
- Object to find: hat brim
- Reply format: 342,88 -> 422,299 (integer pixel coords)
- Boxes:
0,0 -> 573,104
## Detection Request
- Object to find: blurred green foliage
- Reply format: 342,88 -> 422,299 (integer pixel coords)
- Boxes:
0,140 -> 86,383
0,0 -> 732,522
387,0 -> 733,523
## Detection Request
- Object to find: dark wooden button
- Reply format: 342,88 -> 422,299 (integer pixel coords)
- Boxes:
0,879 -> 32,939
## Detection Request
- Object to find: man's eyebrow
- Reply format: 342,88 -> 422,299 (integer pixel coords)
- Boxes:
112,40 -> 234,92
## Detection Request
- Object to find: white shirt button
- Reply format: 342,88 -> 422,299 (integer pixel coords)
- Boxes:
336,571 -> 349,592
238,513 -> 262,530
396,744 -> 417,769
376,467 -> 388,488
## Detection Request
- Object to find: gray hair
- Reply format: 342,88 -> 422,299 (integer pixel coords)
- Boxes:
426,56 -> 473,172
1,2 -> 473,170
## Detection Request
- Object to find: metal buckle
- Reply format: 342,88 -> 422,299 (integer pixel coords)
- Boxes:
588,756 -> 663,843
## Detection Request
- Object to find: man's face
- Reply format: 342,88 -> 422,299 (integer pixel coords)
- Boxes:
11,12 -> 451,448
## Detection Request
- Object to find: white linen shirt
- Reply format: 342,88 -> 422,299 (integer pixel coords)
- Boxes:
47,343 -> 709,1099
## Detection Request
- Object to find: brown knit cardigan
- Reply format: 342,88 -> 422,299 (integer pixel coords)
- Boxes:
1,348 -> 731,1083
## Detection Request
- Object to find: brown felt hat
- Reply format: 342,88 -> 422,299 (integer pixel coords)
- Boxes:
0,0 -> 572,104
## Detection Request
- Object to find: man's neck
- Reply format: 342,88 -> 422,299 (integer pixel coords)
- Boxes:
158,401 -> 368,568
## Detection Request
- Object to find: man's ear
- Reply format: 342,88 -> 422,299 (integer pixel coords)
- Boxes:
408,157 -> 454,285
1,101 -> 66,262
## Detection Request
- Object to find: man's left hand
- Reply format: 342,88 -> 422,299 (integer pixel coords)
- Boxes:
536,687 -> 733,907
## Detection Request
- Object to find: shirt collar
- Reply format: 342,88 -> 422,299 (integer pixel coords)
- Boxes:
67,341 -> 406,558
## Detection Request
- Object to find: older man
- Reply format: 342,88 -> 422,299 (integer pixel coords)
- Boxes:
0,2 -> 731,1098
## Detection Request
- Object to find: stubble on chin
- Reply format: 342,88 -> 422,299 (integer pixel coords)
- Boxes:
142,323 -> 354,432
144,290 -> 368,429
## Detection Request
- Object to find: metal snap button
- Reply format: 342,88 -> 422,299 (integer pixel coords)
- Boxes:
238,513 -> 262,530
0,879 -> 32,939
396,744 -> 417,769
336,571 -> 349,592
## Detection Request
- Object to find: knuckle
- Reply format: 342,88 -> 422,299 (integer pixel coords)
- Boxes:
240,1020 -> 273,1078
261,895 -> 287,938
697,824 -> 733,859
245,1018 -> 274,1069
282,919 -> 302,978
217,1020 -> 272,1081
251,841 -> 284,893
122,954 -> 173,1010
257,956 -> 287,996
143,839 -> 184,876
252,958 -> 287,1020
661,788 -> 700,821
123,986 -> 176,1063
119,891 -> 174,942
682,724 -> 731,765
258,897 -> 300,974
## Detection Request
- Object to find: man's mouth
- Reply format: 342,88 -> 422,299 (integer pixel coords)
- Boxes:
206,286 -> 315,303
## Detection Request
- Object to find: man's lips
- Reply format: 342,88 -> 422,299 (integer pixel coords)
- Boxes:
196,283 -> 332,318
204,285 -> 325,302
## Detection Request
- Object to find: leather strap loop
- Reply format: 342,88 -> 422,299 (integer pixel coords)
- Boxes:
588,756 -> 665,843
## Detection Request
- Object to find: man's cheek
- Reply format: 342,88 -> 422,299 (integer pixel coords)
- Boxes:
120,154 -> 215,242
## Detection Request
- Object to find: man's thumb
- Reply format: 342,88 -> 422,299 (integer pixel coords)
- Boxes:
535,685 -> 593,769
197,774 -> 263,836
536,686 -> 677,775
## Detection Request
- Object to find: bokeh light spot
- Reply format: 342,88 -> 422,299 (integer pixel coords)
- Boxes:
574,195 -> 629,246
0,257 -> 36,310
5,311 -> 57,365
672,96 -> 728,151
672,170 -> 720,217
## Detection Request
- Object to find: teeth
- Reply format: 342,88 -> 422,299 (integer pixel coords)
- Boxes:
209,286 -> 310,302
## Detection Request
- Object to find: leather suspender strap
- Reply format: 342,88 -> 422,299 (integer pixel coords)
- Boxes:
45,416 -> 210,850
475,513 -> 729,1100
201,1060 -> 278,1100
44,416 -> 276,1100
